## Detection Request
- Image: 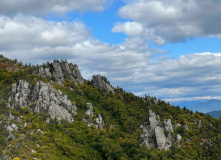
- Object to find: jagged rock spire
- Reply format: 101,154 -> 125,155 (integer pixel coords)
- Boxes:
38,60 -> 84,84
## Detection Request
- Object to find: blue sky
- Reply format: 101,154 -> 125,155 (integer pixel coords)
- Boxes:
1,0 -> 221,104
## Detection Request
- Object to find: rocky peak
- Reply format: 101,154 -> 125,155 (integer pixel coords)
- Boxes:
92,74 -> 115,94
38,60 -> 84,84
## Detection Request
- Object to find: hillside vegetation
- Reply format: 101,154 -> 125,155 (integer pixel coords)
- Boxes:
0,55 -> 220,160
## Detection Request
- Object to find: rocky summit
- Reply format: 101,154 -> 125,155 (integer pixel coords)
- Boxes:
37,60 -> 84,84
0,55 -> 220,160
92,74 -> 115,94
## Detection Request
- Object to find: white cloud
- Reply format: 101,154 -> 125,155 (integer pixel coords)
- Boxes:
117,0 -> 221,44
0,15 -> 89,51
1,15 -> 221,103
112,21 -> 143,36
0,0 -> 107,16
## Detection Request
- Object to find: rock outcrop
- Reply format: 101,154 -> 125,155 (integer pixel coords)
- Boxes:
38,60 -> 84,84
8,80 -> 30,107
155,126 -> 166,150
92,74 -> 115,94
95,114 -> 105,129
6,123 -> 18,139
140,110 -> 174,151
83,103 -> 105,129
85,103 -> 94,117
164,119 -> 173,132
8,80 -> 76,122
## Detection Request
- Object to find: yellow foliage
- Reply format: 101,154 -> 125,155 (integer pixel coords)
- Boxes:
8,70 -> 13,74
72,101 -> 76,105
187,144 -> 192,149
97,129 -> 100,134
13,157 -> 20,160
1,63 -> 7,68
119,137 -> 123,143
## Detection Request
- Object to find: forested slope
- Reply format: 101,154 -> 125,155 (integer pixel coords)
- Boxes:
0,55 -> 220,160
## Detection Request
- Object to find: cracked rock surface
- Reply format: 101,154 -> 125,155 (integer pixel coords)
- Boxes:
8,80 -> 76,122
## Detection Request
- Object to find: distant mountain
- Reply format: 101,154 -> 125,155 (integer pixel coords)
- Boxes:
172,100 -> 208,108
206,110 -> 221,118
191,99 -> 221,113
172,99 -> 221,113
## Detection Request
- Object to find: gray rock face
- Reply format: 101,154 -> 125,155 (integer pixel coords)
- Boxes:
38,60 -> 84,84
6,123 -> 18,139
140,110 -> 159,149
92,74 -> 115,94
11,123 -> 18,131
83,103 -> 94,127
83,103 -> 105,129
8,80 -> 30,108
140,110 -> 174,151
9,112 -> 14,119
36,129 -> 44,135
24,122 -> 28,127
7,126 -> 13,132
9,80 -> 76,122
177,134 -> 182,142
199,120 -> 202,128
53,61 -> 64,81
164,119 -> 173,132
85,103 -> 94,117
155,126 -> 166,150
185,124 -> 189,131
149,110 -> 159,131
95,114 -> 105,129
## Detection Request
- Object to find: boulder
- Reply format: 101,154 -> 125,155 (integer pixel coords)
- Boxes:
11,123 -> 18,131
177,134 -> 182,142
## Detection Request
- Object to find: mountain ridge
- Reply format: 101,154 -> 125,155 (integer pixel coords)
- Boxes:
0,54 -> 220,159
206,110 -> 221,118
172,99 -> 221,113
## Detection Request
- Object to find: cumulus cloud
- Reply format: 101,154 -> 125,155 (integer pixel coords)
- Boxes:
0,15 -> 90,62
133,52 -> 221,101
0,0 -> 107,16
112,21 -> 143,36
116,0 -> 221,44
1,14 -> 221,103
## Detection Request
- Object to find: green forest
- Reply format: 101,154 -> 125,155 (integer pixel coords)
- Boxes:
0,55 -> 220,160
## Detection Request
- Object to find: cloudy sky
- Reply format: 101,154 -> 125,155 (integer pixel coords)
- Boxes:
1,0 -> 221,103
